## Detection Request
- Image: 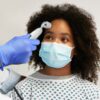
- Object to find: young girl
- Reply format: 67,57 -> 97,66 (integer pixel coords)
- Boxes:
8,4 -> 100,100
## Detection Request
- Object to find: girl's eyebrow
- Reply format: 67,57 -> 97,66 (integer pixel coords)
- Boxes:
45,30 -> 71,38
44,30 -> 54,34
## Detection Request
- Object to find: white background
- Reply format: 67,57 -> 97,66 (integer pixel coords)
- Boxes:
0,0 -> 100,86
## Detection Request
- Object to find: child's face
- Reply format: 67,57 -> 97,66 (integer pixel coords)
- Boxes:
42,19 -> 75,57
43,19 -> 74,47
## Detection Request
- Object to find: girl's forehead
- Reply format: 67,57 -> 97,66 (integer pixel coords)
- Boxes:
44,19 -> 73,38
47,19 -> 73,36
44,30 -> 72,38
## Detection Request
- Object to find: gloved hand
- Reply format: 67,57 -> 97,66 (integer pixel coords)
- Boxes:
0,34 -> 40,70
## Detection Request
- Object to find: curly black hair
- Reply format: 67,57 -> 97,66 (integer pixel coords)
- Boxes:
27,4 -> 100,84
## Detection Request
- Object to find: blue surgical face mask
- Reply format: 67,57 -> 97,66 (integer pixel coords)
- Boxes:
39,42 -> 74,68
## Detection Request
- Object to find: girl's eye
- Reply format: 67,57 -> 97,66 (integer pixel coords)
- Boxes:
44,35 -> 54,40
61,37 -> 69,43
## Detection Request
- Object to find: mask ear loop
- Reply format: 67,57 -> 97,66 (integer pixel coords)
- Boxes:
70,46 -> 75,59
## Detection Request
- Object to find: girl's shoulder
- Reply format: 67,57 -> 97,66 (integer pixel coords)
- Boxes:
76,76 -> 100,99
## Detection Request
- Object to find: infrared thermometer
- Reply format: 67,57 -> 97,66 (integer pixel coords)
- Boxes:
29,21 -> 52,39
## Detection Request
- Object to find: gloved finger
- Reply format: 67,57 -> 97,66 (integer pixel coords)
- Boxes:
30,39 -> 40,45
28,52 -> 32,57
19,58 -> 30,64
31,45 -> 37,51
14,52 -> 32,64
19,34 -> 31,38
15,34 -> 30,39
22,53 -> 32,63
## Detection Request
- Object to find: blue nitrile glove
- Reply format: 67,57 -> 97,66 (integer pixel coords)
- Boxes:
0,34 -> 40,70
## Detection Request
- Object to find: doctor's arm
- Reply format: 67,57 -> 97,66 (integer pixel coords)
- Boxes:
0,34 -> 40,93
0,34 -> 40,70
